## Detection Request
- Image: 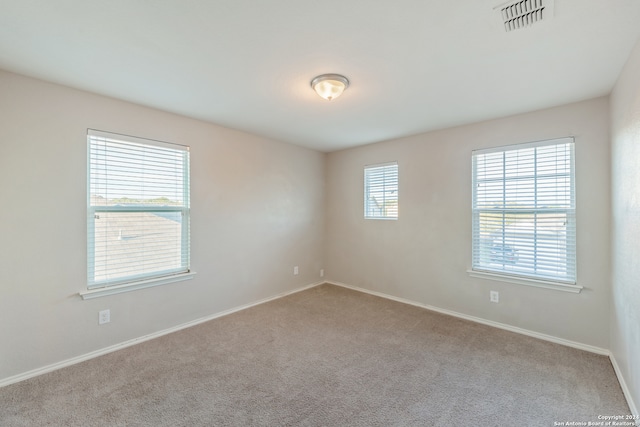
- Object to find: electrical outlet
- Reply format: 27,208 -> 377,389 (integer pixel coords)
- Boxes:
293,266 -> 299,275
490,291 -> 499,303
320,268 -> 324,278
99,309 -> 111,324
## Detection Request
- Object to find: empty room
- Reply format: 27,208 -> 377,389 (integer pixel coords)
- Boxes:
1,0 -> 639,425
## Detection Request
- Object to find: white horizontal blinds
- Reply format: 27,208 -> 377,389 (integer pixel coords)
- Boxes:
87,130 -> 190,288
472,137 -> 576,283
364,162 -> 398,219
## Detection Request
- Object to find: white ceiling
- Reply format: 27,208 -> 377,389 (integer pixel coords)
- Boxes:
1,1 -> 639,152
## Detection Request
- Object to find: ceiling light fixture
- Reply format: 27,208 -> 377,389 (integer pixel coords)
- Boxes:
311,74 -> 349,101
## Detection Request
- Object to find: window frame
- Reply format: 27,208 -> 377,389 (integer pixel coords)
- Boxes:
470,137 -> 580,292
82,129 -> 193,299
364,162 -> 399,220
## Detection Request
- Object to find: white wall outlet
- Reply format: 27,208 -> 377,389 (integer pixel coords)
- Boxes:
320,268 -> 324,278
490,291 -> 499,303
99,309 -> 111,324
293,266 -> 299,275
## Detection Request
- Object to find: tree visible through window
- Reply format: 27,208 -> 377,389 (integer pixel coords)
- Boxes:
87,130 -> 190,288
364,162 -> 398,219
472,138 -> 576,284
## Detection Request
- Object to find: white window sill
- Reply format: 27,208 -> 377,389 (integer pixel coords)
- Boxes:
467,269 -> 582,293
364,217 -> 398,221
79,272 -> 196,300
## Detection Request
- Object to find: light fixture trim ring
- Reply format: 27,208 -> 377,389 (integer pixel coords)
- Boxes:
310,73 -> 350,90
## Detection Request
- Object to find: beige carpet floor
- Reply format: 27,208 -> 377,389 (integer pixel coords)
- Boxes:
0,284 -> 630,426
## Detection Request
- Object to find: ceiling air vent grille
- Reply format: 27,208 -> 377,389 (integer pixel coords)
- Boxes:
499,0 -> 549,32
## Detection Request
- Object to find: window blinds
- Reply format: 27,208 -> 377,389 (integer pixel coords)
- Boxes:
472,138 -> 576,284
364,162 -> 398,219
87,130 -> 190,288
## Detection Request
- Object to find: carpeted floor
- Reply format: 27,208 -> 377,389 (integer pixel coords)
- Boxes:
0,284 -> 630,426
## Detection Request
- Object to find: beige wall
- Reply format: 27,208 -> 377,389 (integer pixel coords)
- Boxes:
611,38 -> 640,414
0,70 -> 325,381
326,97 -> 612,349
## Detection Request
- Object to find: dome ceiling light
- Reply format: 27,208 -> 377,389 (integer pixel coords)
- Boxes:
310,74 -> 349,101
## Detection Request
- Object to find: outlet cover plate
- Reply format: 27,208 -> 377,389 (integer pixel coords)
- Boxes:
99,309 -> 111,324
490,291 -> 500,303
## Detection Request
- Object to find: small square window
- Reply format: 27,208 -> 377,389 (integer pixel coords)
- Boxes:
364,162 -> 398,220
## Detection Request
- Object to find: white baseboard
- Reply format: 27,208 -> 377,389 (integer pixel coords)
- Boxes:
326,281 -> 609,355
0,281 -> 324,388
610,353 -> 639,420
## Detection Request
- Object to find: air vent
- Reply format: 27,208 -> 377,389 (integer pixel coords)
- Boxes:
496,0 -> 554,32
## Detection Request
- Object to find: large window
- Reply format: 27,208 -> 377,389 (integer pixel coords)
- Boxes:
87,130 -> 190,289
472,138 -> 576,284
364,162 -> 398,220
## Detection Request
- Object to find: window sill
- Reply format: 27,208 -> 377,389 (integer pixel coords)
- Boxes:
467,269 -> 582,293
364,217 -> 398,221
79,272 -> 196,300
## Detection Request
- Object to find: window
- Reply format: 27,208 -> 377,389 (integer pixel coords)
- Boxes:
87,129 -> 190,290
472,137 -> 576,285
364,162 -> 398,219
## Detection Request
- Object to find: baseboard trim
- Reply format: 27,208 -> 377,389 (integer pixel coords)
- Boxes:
326,281 -> 609,356
0,281 -> 324,388
610,353 -> 639,420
